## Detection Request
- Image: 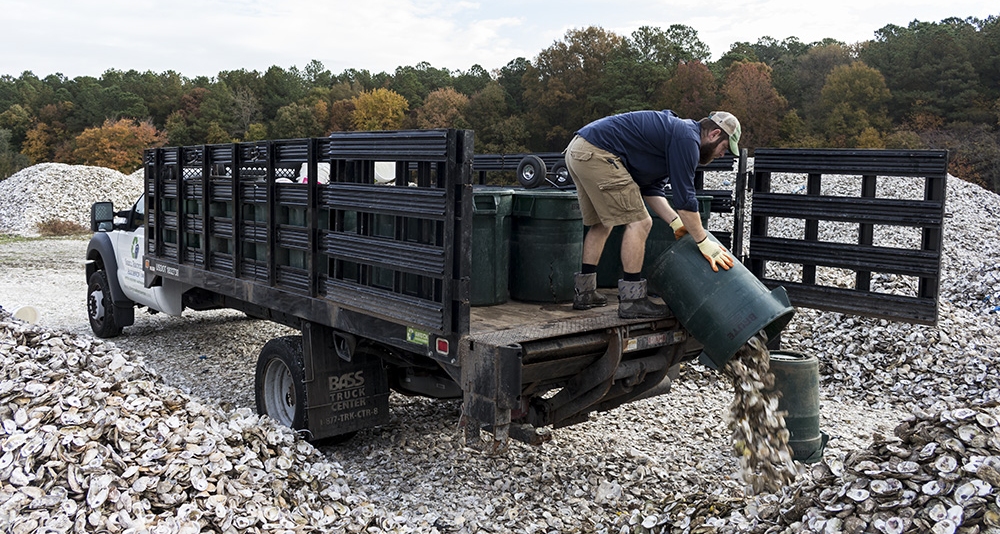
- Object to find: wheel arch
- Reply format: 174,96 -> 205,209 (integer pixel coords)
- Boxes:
86,233 -> 135,327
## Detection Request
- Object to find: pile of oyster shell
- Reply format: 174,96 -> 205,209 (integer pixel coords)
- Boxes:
0,309 -> 383,533
749,406 -> 1000,534
0,163 -> 143,237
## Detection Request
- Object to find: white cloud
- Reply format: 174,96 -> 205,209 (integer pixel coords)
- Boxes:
0,0 -> 995,78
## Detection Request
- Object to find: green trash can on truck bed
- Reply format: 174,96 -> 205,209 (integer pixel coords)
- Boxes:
471,186 -> 514,306
510,189 -> 583,303
596,195 -> 713,288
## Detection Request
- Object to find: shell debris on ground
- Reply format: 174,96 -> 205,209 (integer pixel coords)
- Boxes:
0,309 -> 384,533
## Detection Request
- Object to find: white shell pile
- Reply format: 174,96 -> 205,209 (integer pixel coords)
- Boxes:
751,406 -> 1000,534
0,310 -> 385,533
0,163 -> 143,237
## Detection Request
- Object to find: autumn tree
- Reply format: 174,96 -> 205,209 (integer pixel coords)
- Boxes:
72,119 -> 165,173
351,89 -> 408,131
522,26 -> 624,151
657,60 -> 719,119
21,123 -> 58,163
328,100 -> 355,132
819,62 -> 892,147
414,88 -> 469,129
719,62 -> 787,148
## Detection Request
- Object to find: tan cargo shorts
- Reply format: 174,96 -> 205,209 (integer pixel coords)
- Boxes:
565,135 -> 648,227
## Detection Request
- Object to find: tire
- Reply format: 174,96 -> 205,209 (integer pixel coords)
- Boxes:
551,162 -> 572,188
87,270 -> 122,338
516,155 -> 546,189
255,336 -> 307,431
254,335 -> 358,444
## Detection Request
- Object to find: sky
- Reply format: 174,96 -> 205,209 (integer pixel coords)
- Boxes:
1,0 -> 996,80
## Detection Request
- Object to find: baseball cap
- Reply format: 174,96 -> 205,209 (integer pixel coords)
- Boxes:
709,111 -> 741,155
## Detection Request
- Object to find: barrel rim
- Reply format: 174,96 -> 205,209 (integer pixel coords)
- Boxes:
768,350 -> 814,362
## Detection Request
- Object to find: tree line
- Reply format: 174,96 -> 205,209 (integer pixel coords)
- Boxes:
1,16 -> 999,192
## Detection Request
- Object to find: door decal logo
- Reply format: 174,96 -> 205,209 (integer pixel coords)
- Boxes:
131,237 -> 140,259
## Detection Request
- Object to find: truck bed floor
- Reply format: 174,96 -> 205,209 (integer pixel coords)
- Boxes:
467,289 -> 671,347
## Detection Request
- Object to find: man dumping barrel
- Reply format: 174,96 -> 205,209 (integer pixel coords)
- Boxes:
564,109 -> 740,319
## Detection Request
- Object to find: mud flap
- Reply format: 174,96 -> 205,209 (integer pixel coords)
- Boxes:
302,323 -> 390,440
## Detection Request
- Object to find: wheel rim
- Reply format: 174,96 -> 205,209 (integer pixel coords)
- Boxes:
521,165 -> 536,181
88,287 -> 105,324
262,358 -> 297,426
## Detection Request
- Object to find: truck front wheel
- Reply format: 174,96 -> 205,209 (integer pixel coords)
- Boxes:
255,336 -> 307,431
87,270 -> 122,338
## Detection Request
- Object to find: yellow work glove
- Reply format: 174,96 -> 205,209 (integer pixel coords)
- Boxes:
697,237 -> 735,272
668,217 -> 687,240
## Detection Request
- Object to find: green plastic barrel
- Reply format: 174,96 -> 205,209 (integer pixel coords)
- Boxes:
646,232 -> 795,369
510,190 -> 583,303
471,186 -> 514,306
595,196 -> 713,288
767,350 -> 828,463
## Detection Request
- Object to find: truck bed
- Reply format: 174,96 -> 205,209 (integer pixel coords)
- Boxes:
467,289 -> 673,348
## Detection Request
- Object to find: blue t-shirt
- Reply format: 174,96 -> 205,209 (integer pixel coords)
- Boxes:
576,110 -> 701,212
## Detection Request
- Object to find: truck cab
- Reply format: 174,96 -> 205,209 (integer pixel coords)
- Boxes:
86,193 -> 191,337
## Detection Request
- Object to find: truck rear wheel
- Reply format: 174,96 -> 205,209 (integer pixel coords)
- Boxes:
87,270 -> 122,338
255,336 -> 307,430
254,335 -> 360,444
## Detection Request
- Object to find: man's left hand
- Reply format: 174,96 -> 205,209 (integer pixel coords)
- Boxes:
669,217 -> 687,240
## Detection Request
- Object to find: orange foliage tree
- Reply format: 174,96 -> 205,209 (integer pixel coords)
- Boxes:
657,60 -> 719,120
414,88 -> 469,129
72,119 -> 166,173
720,62 -> 787,149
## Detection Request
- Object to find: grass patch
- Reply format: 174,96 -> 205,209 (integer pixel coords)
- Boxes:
0,234 -> 27,245
35,219 -> 90,237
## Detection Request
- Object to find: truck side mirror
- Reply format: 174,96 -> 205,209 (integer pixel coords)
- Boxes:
91,201 -> 114,232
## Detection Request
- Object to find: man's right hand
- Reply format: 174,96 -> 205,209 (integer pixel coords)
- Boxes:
697,238 -> 734,272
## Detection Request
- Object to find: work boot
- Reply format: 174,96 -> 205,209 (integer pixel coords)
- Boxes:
617,279 -> 670,319
573,272 -> 608,310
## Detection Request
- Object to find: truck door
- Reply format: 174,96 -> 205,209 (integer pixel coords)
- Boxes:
737,148 -> 948,325
113,195 -> 159,309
